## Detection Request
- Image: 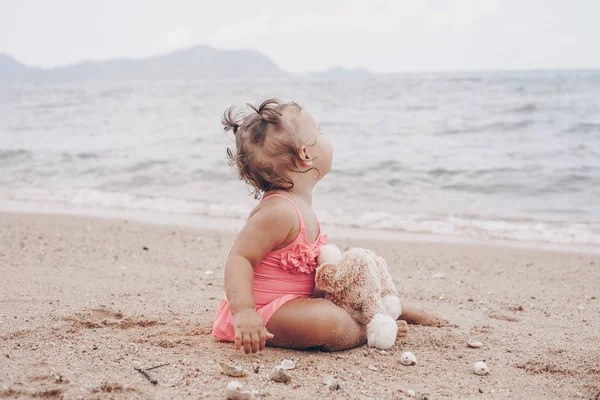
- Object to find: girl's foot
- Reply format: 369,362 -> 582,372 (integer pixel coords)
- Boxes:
397,320 -> 409,338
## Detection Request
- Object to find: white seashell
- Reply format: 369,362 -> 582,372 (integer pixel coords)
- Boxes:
467,340 -> 483,348
280,359 -> 296,370
220,362 -> 247,377
472,361 -> 489,376
204,270 -> 215,279
432,272 -> 446,279
225,381 -> 252,400
400,351 -> 417,366
577,304 -> 585,311
406,389 -> 416,397
270,365 -> 291,383
368,364 -> 378,371
323,376 -> 340,390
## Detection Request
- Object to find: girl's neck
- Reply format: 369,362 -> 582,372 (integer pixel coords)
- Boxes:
268,185 -> 314,206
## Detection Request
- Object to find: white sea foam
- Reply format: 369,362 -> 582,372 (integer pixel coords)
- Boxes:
4,187 -> 599,245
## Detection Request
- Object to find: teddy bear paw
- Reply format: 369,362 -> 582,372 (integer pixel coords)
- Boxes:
382,295 -> 402,320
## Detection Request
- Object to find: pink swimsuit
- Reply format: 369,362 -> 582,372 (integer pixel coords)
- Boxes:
211,194 -> 328,342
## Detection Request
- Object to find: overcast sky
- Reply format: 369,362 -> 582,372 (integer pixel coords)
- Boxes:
1,0 -> 599,73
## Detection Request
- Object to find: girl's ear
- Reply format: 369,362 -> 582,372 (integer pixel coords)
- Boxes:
298,145 -> 313,167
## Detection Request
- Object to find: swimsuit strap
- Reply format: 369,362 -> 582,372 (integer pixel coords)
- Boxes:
261,194 -> 306,229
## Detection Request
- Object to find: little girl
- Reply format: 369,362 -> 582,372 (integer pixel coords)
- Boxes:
212,99 -> 437,354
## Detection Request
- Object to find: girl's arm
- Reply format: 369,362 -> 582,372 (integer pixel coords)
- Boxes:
225,200 -> 297,353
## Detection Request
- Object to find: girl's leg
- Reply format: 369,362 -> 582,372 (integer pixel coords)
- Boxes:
266,298 -> 366,351
400,303 -> 439,326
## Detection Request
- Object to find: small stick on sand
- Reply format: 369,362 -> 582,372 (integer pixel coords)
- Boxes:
134,362 -> 170,384
145,362 -> 170,371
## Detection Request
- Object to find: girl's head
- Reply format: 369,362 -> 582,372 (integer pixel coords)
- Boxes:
222,99 -> 332,199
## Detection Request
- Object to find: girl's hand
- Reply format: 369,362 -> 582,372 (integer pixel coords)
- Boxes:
233,308 -> 274,354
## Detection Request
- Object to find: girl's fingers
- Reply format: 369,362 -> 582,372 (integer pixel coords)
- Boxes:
242,332 -> 252,354
266,330 -> 275,339
250,332 -> 260,353
235,332 -> 242,351
258,330 -> 267,351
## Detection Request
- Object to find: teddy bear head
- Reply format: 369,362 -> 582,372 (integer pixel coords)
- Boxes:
316,245 -> 382,294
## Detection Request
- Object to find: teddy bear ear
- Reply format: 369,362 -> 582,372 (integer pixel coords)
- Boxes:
317,244 -> 342,266
315,262 -> 346,293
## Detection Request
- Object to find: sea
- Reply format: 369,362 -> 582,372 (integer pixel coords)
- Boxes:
1,70 -> 599,247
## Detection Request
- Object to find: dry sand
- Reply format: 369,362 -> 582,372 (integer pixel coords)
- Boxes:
0,212 -> 599,399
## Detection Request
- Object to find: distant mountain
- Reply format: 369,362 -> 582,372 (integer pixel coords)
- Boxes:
0,54 -> 39,81
0,45 -> 286,83
308,66 -> 374,80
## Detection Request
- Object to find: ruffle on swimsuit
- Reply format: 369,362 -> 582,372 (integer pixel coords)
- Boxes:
279,236 -> 328,274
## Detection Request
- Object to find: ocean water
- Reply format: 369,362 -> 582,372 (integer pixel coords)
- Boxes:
1,71 -> 599,245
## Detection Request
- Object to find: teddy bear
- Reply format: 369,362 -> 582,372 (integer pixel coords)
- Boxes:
316,244 -> 402,350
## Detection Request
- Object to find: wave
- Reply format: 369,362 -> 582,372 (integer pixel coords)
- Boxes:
3,187 -> 599,245
508,103 -> 538,113
77,152 -> 101,159
436,119 -> 535,136
126,160 -> 170,172
565,122 -> 600,134
405,104 -> 437,111
320,210 -> 600,245
0,149 -> 31,162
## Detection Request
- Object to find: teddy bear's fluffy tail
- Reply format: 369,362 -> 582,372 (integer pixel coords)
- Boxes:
366,314 -> 398,350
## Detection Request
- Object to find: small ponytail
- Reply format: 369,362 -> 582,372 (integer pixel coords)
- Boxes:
246,99 -> 282,123
222,106 -> 242,134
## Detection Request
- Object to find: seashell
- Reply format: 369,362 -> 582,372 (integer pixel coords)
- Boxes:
432,272 -> 446,279
225,381 -> 252,400
406,389 -> 416,397
323,376 -> 340,391
270,365 -> 291,383
472,361 -> 489,376
204,270 -> 215,279
280,359 -> 296,370
467,340 -> 483,348
368,364 -> 378,371
400,351 -> 417,366
220,362 -> 248,377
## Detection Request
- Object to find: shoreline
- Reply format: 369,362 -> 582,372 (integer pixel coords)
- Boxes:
1,211 -> 599,399
1,200 -> 598,256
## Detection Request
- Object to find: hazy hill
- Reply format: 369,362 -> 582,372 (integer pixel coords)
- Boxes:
0,45 -> 286,82
0,54 -> 40,81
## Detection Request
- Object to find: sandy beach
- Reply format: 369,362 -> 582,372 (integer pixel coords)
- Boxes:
0,211 -> 599,399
